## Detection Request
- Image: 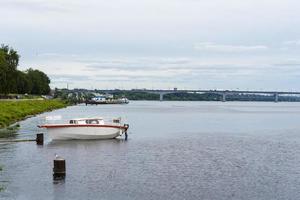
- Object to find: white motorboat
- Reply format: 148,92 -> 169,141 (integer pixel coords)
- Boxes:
38,118 -> 129,140
87,94 -> 129,105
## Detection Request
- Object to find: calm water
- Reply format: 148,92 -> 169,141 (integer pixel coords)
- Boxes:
1,101 -> 300,200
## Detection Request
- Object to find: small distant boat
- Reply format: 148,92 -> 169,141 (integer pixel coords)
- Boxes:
86,95 -> 129,105
38,118 -> 129,140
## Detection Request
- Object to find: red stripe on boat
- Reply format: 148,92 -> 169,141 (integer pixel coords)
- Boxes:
38,124 -> 128,130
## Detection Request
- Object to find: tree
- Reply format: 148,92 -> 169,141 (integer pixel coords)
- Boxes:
0,44 -> 19,94
26,68 -> 50,95
0,44 -> 51,96
16,71 -> 32,94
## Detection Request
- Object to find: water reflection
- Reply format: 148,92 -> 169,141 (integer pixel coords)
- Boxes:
53,174 -> 66,184
47,138 -> 127,148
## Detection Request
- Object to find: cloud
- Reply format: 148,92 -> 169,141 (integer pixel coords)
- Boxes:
2,0 -> 300,90
45,56 -> 300,90
37,53 -> 61,57
283,40 -> 300,46
22,51 -> 300,90
273,63 -> 300,67
1,0 -> 69,13
49,74 -> 91,82
83,57 -> 191,72
194,42 -> 269,53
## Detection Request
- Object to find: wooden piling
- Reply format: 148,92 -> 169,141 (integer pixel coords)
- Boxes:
36,133 -> 44,145
125,131 -> 128,140
53,158 -> 66,179
124,124 -> 129,140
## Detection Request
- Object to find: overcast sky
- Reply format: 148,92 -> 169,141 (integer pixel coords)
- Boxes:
1,0 -> 300,90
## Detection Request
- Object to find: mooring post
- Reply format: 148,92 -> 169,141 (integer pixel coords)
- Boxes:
53,157 -> 66,179
222,93 -> 226,102
159,93 -> 164,101
274,93 -> 279,103
125,131 -> 128,140
124,124 -> 129,140
36,133 -> 44,145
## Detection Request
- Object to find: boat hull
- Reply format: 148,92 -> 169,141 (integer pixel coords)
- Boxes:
86,101 -> 129,105
44,126 -> 123,140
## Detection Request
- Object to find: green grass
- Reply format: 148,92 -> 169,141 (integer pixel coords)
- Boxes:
0,124 -> 19,138
0,100 -> 68,136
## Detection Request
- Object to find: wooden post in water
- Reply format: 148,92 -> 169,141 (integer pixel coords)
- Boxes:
36,133 -> 44,145
125,131 -> 128,140
53,157 -> 66,179
124,124 -> 129,140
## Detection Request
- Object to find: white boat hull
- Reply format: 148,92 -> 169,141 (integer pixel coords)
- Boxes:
46,126 -> 122,140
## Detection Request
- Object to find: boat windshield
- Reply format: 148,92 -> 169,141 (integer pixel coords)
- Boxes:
69,119 -> 104,125
86,119 -> 100,124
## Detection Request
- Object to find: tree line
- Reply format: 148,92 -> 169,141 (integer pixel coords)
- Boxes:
0,44 -> 50,95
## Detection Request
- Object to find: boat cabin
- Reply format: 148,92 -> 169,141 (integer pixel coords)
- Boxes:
69,118 -> 104,125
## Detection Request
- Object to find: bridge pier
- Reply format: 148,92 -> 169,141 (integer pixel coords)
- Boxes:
274,93 -> 279,102
159,93 -> 164,101
222,93 -> 226,102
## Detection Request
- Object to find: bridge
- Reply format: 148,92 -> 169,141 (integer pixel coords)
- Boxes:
98,89 -> 300,102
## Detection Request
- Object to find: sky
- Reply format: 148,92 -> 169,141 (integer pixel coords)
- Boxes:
1,0 -> 300,90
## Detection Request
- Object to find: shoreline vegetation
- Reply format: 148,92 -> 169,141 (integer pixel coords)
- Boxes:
0,44 -> 51,96
0,44 -> 64,138
0,99 -> 68,138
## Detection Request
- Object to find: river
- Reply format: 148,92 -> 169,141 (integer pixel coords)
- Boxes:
1,101 -> 300,200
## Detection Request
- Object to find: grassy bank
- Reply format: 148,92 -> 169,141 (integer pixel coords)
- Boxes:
0,99 -> 68,133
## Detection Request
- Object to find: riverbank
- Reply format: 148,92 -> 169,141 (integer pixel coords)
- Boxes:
0,99 -> 68,137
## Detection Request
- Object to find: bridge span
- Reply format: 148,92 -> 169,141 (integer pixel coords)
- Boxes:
99,89 -> 300,102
